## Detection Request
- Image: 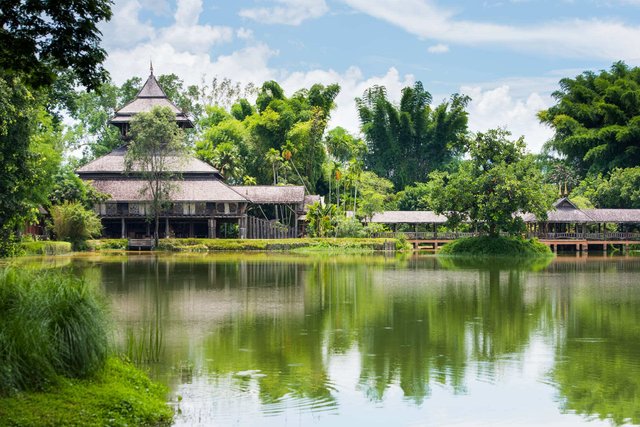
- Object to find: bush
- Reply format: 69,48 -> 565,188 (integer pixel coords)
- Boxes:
334,217 -> 364,237
438,236 -> 552,257
50,201 -> 102,249
0,269 -> 109,394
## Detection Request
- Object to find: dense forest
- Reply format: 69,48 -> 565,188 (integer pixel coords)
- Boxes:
3,30 -> 640,255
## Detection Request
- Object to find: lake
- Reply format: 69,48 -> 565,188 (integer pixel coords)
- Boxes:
48,253 -> 640,426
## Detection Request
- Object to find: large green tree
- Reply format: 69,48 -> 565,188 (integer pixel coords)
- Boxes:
540,62 -> 640,176
0,0 -> 112,90
428,129 -> 556,236
125,106 -> 189,246
0,0 -> 113,256
356,82 -> 470,190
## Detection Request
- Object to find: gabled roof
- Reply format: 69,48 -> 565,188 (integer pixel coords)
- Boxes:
108,69 -> 193,127
231,185 -> 306,204
76,146 -> 221,177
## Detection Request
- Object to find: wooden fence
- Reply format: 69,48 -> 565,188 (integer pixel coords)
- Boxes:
246,216 -> 296,239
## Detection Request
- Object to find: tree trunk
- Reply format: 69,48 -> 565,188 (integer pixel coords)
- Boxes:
154,211 -> 160,247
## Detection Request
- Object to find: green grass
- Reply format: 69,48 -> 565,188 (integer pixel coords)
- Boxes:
18,241 -> 72,256
86,239 -> 128,250
155,237 -> 403,252
0,269 -> 109,394
0,357 -> 173,427
438,235 -> 552,257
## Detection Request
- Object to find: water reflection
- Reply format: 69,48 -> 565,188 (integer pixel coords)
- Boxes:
57,253 -> 640,426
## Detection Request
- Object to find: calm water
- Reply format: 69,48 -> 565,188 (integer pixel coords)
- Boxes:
42,253 -> 640,425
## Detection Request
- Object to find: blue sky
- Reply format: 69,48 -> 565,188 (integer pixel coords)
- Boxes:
100,0 -> 640,151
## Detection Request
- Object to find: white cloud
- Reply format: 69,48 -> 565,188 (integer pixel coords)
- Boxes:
342,0 -> 640,60
239,0 -> 329,25
100,0 -> 155,49
102,0 -> 235,55
460,84 -> 553,152
427,43 -> 449,53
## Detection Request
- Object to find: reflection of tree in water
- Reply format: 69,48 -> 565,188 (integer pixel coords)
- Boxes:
305,260 -> 546,404
552,280 -> 640,426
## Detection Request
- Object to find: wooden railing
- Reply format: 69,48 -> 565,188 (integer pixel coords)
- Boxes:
531,232 -> 640,241
373,231 -> 640,241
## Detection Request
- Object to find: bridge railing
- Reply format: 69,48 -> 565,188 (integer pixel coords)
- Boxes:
531,232 -> 640,241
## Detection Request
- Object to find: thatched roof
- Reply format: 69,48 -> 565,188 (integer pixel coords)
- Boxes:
231,186 -> 306,204
584,209 -> 640,223
90,179 -> 247,202
368,211 -> 448,224
109,70 -> 193,127
76,146 -> 220,177
523,198 -> 640,223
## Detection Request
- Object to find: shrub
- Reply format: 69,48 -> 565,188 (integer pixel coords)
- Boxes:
0,269 -> 108,394
50,201 -> 102,249
334,217 -> 364,237
438,236 -> 552,257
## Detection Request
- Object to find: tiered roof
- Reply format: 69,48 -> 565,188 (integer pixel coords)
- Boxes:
109,67 -> 193,128
76,146 -> 222,178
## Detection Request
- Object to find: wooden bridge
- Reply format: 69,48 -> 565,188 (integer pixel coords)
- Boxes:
373,232 -> 640,253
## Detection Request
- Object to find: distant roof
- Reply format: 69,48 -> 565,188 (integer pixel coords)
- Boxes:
231,186 -> 306,204
522,197 -> 640,223
368,211 -> 448,224
90,179 -> 247,202
76,146 -> 220,176
109,70 -> 193,127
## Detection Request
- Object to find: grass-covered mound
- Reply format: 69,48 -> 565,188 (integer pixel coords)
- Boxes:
438,236 -> 552,257
156,237 -> 404,252
0,269 -> 174,426
0,357 -> 173,427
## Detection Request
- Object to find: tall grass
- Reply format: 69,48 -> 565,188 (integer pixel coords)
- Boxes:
0,269 -> 109,394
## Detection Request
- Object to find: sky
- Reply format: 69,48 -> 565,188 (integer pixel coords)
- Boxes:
100,0 -> 640,152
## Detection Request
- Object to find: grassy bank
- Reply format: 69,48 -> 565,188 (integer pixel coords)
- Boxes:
0,357 -> 172,427
0,268 -> 173,426
18,241 -> 72,256
156,237 -> 405,252
438,236 -> 552,257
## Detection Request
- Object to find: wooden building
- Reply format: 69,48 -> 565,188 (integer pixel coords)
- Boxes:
77,68 -> 315,240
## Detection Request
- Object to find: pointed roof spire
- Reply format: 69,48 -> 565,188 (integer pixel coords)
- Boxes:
108,65 -> 193,128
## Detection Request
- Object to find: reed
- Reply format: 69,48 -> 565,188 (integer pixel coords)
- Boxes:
0,269 -> 109,394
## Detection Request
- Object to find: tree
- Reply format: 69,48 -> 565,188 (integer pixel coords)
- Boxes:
539,61 -> 640,176
357,82 -> 470,190
0,78 -> 63,256
125,106 -> 189,246
0,0 -> 112,256
0,0 -> 112,90
50,201 -> 102,248
571,167 -> 640,208
428,129 -> 556,236
306,202 -> 337,237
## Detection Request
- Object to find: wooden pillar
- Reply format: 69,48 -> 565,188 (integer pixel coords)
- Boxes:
239,216 -> 247,239
121,218 -> 126,239
146,222 -> 150,237
189,222 -> 194,238
208,219 -> 216,238
165,218 -> 169,238
603,243 -> 607,253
